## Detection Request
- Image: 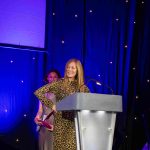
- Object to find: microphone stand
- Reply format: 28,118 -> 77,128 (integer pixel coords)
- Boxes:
79,78 -> 114,95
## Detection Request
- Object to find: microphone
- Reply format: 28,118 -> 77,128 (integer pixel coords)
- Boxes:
79,78 -> 114,94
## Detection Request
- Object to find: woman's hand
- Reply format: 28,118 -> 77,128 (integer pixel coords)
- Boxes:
47,125 -> 54,131
34,117 -> 42,125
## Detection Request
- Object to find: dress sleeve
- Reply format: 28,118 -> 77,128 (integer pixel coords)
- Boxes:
34,82 -> 56,108
84,85 -> 90,93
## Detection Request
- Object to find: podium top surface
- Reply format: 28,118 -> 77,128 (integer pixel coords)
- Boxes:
57,93 -> 122,112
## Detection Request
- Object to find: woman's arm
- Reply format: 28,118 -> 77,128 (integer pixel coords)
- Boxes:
34,83 -> 54,109
34,101 -> 43,124
84,85 -> 90,93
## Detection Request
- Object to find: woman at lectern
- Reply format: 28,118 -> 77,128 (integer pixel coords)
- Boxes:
34,58 -> 90,150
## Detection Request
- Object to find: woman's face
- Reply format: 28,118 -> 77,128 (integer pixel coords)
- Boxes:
47,72 -> 59,83
66,61 -> 77,80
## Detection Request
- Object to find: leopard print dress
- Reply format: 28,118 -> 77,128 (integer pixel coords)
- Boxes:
34,79 -> 89,150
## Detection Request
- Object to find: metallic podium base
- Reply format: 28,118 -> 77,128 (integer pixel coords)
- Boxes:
75,111 -> 116,150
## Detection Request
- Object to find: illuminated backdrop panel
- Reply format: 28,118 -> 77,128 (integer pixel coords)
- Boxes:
0,0 -> 46,48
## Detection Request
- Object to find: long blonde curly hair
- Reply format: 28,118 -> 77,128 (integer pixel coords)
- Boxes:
64,58 -> 85,92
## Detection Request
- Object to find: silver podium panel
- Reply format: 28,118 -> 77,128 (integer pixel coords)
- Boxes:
76,111 -> 116,150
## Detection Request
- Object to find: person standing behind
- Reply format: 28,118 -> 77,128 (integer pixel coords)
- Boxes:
34,58 -> 90,150
34,69 -> 61,150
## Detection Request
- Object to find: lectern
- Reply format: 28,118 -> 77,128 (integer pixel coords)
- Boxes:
56,93 -> 122,150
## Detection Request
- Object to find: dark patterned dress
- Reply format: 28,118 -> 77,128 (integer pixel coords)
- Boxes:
34,79 -> 89,150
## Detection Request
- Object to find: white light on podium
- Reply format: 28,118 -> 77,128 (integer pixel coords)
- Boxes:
96,111 -> 105,115
81,110 -> 90,114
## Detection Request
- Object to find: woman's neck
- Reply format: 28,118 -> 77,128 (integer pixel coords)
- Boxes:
68,77 -> 75,81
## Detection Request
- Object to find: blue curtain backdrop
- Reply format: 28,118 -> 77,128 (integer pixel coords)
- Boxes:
0,0 -> 150,150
